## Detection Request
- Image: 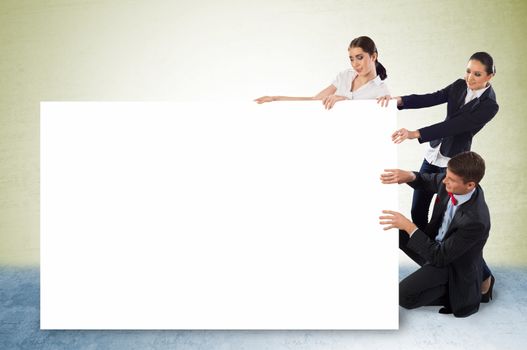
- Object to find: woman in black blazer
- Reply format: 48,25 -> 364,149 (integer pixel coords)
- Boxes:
378,52 -> 498,300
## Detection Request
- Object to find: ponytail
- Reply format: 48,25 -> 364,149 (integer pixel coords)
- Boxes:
375,61 -> 387,80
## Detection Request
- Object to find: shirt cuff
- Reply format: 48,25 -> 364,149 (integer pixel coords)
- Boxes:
342,91 -> 353,100
409,227 -> 419,237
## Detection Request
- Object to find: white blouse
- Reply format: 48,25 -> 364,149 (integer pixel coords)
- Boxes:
331,68 -> 390,100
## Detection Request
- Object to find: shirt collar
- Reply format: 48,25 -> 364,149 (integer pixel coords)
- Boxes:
351,71 -> 383,86
467,84 -> 490,99
452,188 -> 476,206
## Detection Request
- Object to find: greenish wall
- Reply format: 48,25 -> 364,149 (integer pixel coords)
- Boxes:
1,0 -> 526,265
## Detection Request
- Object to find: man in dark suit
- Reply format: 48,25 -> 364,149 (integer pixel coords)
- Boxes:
379,151 -> 493,317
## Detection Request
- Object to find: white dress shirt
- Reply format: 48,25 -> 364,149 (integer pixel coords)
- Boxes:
331,69 -> 390,100
435,188 -> 476,242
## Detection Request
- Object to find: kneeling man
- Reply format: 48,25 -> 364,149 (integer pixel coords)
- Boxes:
379,151 -> 493,317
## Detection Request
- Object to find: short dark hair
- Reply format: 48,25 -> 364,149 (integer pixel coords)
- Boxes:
469,52 -> 496,75
447,151 -> 486,184
349,36 -> 387,80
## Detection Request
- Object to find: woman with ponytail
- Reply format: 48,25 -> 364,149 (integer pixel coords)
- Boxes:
254,36 -> 389,109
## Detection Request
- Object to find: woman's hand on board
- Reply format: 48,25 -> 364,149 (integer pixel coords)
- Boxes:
377,95 -> 402,108
322,94 -> 346,110
254,96 -> 275,104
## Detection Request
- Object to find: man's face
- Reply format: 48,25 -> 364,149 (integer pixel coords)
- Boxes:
442,169 -> 475,195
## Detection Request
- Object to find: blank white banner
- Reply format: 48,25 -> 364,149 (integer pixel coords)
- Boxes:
40,101 -> 398,329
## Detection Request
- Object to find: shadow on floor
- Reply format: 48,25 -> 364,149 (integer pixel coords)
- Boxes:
1,266 -> 526,349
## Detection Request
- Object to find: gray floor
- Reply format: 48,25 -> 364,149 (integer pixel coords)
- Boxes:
1,266 -> 526,350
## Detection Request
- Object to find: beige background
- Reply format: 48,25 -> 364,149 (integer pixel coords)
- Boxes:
1,0 -> 526,265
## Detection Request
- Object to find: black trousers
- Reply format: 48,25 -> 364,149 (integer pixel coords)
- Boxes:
399,230 -> 449,309
411,158 -> 446,231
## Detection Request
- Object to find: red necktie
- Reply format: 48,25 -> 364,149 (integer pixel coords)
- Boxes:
448,192 -> 458,205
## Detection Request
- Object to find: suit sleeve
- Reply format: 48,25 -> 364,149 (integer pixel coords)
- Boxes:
407,220 -> 486,267
418,102 -> 499,143
398,82 -> 454,110
407,172 -> 444,194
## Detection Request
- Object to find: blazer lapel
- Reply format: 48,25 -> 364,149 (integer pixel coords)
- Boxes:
444,208 -> 464,240
453,94 -> 479,116
456,88 -> 467,110
442,188 -> 480,240
451,84 -> 494,118
426,193 -> 451,236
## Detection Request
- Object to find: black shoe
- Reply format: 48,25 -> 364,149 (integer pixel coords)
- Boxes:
481,275 -> 495,303
438,306 -> 453,314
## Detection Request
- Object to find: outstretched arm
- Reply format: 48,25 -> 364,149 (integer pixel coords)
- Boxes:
380,169 -> 416,184
381,170 -> 444,194
417,102 -> 499,143
391,128 -> 421,144
392,97 -> 498,144
398,81 -> 455,110
380,210 -> 488,268
254,84 -> 337,104
384,81 -> 458,142
407,220 -> 487,267
313,84 -> 338,100
379,210 -> 418,236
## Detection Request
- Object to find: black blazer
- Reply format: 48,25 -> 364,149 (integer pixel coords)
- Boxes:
399,79 -> 499,157
406,172 -> 490,317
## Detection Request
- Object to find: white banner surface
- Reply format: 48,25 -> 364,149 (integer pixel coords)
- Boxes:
41,101 -> 398,329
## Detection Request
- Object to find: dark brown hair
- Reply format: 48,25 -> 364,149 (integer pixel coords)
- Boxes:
469,52 -> 496,75
447,151 -> 486,184
349,36 -> 387,80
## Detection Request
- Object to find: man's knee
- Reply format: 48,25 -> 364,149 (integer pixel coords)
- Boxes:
399,295 -> 418,309
399,280 -> 419,309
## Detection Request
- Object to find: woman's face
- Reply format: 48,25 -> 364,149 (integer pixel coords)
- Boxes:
348,47 -> 376,77
465,59 -> 493,90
